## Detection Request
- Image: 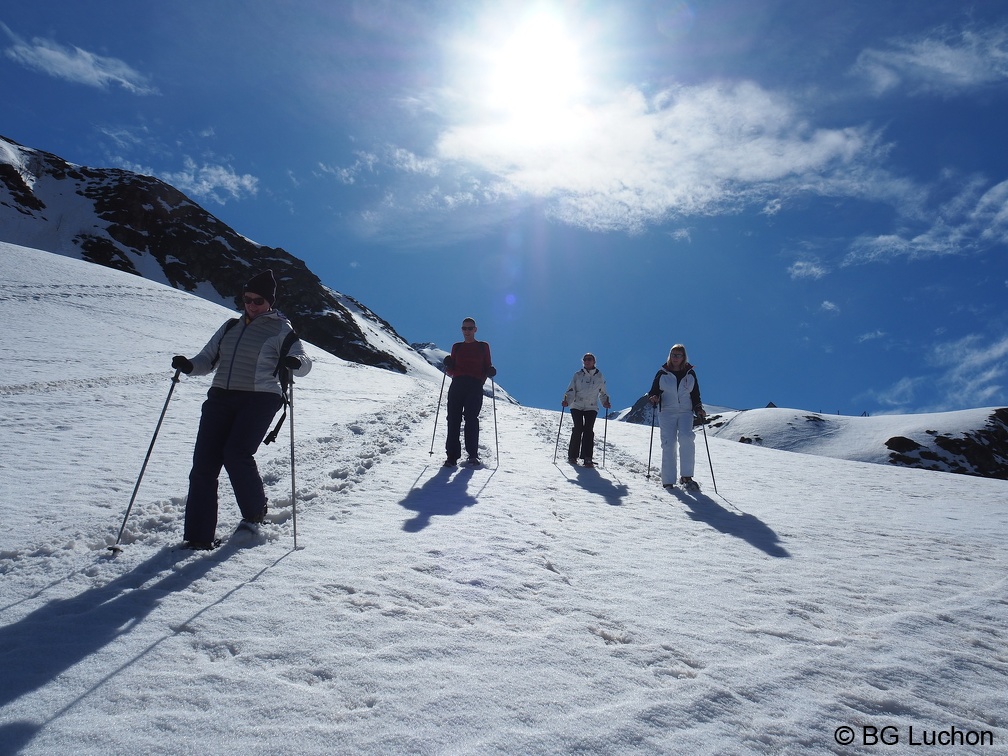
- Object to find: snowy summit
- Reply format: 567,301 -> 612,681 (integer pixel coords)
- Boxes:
1,242 -> 1006,753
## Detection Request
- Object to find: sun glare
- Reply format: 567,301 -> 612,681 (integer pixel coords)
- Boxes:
484,13 -> 586,117
456,8 -> 594,148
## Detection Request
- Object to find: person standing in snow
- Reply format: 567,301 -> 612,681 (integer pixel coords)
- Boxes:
171,270 -> 312,549
442,317 -> 495,466
562,353 -> 611,467
648,344 -> 706,491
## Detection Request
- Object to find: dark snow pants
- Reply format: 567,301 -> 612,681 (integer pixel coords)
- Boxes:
446,376 -> 484,461
568,409 -> 598,462
184,388 -> 283,542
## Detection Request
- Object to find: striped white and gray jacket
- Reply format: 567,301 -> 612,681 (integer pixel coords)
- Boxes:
189,310 -> 311,394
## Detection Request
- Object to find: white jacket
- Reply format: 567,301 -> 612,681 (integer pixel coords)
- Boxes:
563,368 -> 610,412
650,365 -> 701,415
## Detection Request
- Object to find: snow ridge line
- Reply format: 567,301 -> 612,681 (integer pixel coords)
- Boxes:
0,372 -> 170,396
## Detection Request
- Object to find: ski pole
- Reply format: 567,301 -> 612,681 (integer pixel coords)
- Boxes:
290,376 -> 299,549
602,408 -> 608,468
553,406 -> 566,463
646,399 -> 657,479
491,377 -> 499,468
429,371 -> 447,456
701,418 -> 718,495
109,369 -> 181,553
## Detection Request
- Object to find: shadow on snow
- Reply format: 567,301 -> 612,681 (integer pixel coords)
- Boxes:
558,464 -> 629,507
0,542 -> 286,751
673,489 -> 790,558
399,465 -> 489,532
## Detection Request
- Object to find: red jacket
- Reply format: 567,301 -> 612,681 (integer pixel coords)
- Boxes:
447,340 -> 492,381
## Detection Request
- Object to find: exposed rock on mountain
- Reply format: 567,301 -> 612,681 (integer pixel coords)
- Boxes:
0,135 -> 408,372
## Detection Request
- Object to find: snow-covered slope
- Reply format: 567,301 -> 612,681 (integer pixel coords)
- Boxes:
706,407 -> 1007,478
2,243 -> 1007,754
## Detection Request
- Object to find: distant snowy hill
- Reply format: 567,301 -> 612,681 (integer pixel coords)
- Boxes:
615,383 -> 1007,480
0,134 -> 425,373
704,407 -> 1008,480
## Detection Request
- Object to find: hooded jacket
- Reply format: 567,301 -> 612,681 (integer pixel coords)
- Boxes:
648,362 -> 702,414
564,368 -> 610,412
189,310 -> 311,394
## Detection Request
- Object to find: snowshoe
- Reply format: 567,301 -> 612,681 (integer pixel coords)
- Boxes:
679,477 -> 700,492
235,519 -> 261,535
182,538 -> 222,551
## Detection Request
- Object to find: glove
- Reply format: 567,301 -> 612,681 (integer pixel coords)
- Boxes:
443,355 -> 455,370
562,399 -> 569,407
171,356 -> 194,374
487,365 -> 497,377
603,401 -> 611,410
282,356 -> 301,370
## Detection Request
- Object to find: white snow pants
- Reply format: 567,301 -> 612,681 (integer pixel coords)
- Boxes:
659,411 -> 695,485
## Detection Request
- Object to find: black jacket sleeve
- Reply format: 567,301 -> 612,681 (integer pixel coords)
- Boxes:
648,369 -> 664,398
689,370 -> 702,410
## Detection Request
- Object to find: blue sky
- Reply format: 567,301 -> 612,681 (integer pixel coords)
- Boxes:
2,0 -> 1007,414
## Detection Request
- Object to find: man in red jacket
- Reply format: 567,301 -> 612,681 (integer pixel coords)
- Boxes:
442,317 -> 496,466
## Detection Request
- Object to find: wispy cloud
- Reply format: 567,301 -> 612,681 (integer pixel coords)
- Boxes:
789,260 -> 828,280
867,333 -> 1008,411
161,158 -> 258,204
1,22 -> 157,95
821,300 -> 840,314
929,333 -> 1008,409
846,177 -> 1008,263
317,151 -> 380,185
853,26 -> 1008,96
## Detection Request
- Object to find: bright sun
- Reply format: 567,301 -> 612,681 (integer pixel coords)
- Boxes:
483,12 -> 587,119
453,8 -> 593,148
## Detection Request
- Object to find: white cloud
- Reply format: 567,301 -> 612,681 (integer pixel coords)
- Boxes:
317,152 -> 379,185
858,330 -> 886,343
1,22 -> 157,95
853,26 -> 1008,96
870,376 -> 926,408
929,333 -> 1008,408
846,177 -> 1008,263
789,260 -> 828,280
161,158 -> 258,204
821,300 -> 840,314
430,81 -> 883,233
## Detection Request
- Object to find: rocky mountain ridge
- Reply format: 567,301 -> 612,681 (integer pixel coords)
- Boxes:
0,134 -> 412,372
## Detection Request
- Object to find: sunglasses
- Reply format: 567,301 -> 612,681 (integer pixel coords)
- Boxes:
461,326 -> 475,331
243,295 -> 266,306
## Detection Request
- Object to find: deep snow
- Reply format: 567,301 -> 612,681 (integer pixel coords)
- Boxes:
1,242 -> 1007,754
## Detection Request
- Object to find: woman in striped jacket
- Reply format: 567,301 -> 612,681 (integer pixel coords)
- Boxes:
171,270 -> 311,549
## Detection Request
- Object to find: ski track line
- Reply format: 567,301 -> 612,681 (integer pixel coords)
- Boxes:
263,398 -> 434,525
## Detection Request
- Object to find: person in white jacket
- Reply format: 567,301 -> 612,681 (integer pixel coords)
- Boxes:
562,353 -> 611,467
647,344 -> 706,490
